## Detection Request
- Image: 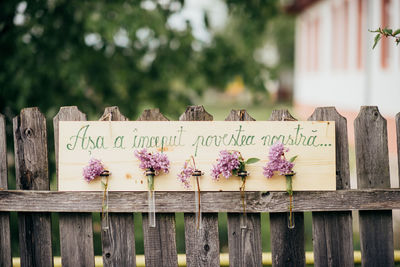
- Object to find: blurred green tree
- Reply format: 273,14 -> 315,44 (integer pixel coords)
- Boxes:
0,0 -> 282,119
0,0 -> 295,256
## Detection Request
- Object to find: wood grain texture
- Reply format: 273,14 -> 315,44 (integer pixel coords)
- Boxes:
1,189 -> 400,212
395,112 -> 400,185
13,107 -> 53,267
142,212 -> 178,267
309,107 -> 354,267
0,114 -> 7,189
138,108 -> 178,267
269,109 -> 305,267
184,213 -> 220,267
270,213 -> 304,267
54,106 -> 95,267
225,109 -> 262,267
354,106 -> 394,266
0,113 -> 12,267
99,107 -> 136,267
227,213 -> 262,266
180,105 -> 220,267
59,213 -> 94,267
179,105 -> 213,121
101,213 -> 135,266
137,108 -> 169,121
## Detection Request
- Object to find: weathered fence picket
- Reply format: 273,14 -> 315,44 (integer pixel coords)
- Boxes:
269,109 -> 305,267
395,112 -> 400,185
225,110 -> 262,267
180,106 -> 220,267
99,107 -> 136,267
139,109 -> 179,267
1,105 -> 400,267
355,106 -> 394,266
0,113 -> 11,267
54,106 -> 95,267
309,107 -> 354,267
14,108 -> 53,267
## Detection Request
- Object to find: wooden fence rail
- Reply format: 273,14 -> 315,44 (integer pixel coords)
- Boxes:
0,105 -> 399,267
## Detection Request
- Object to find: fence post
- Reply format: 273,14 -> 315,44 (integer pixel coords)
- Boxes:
180,105 -> 220,267
99,106 -> 136,267
138,109 -> 178,267
355,106 -> 394,266
395,112 -> 400,185
54,106 -> 95,267
269,109 -> 305,267
309,107 -> 353,267
0,113 -> 12,267
14,107 -> 53,267
225,109 -> 262,267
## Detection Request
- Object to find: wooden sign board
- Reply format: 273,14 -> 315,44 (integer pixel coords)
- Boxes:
58,121 -> 335,191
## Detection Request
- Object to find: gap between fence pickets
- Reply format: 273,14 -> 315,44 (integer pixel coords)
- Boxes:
1,189 -> 399,212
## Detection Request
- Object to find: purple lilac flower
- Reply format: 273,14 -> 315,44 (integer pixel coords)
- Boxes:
263,142 -> 294,178
134,149 -> 153,170
83,158 -> 105,182
210,150 -> 240,180
134,148 -> 170,175
177,161 -> 194,189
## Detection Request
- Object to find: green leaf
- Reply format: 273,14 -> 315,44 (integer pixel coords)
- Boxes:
245,158 -> 260,164
289,155 -> 298,163
393,29 -> 400,36
383,28 -> 392,35
373,33 -> 382,49
232,169 -> 238,176
238,162 -> 245,172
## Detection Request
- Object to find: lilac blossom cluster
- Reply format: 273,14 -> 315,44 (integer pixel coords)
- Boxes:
211,150 -> 240,180
263,142 -> 294,178
83,158 -> 105,182
177,161 -> 194,189
134,148 -> 170,174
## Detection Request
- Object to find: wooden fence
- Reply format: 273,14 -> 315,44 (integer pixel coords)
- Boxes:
0,105 -> 399,267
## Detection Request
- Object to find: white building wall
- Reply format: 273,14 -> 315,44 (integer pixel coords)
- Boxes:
368,0 -> 400,116
294,0 -> 400,116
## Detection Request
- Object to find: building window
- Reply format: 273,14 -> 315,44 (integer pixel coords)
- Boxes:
331,1 -> 348,71
381,0 -> 390,69
314,17 -> 320,71
307,17 -> 312,72
357,0 -> 364,70
331,4 -> 338,69
343,0 -> 349,69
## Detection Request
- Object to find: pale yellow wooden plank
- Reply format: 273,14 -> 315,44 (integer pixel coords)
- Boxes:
59,121 -> 336,191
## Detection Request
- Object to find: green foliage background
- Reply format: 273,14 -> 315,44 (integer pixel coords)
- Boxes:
0,0 -> 289,120
1,0 -> 299,260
